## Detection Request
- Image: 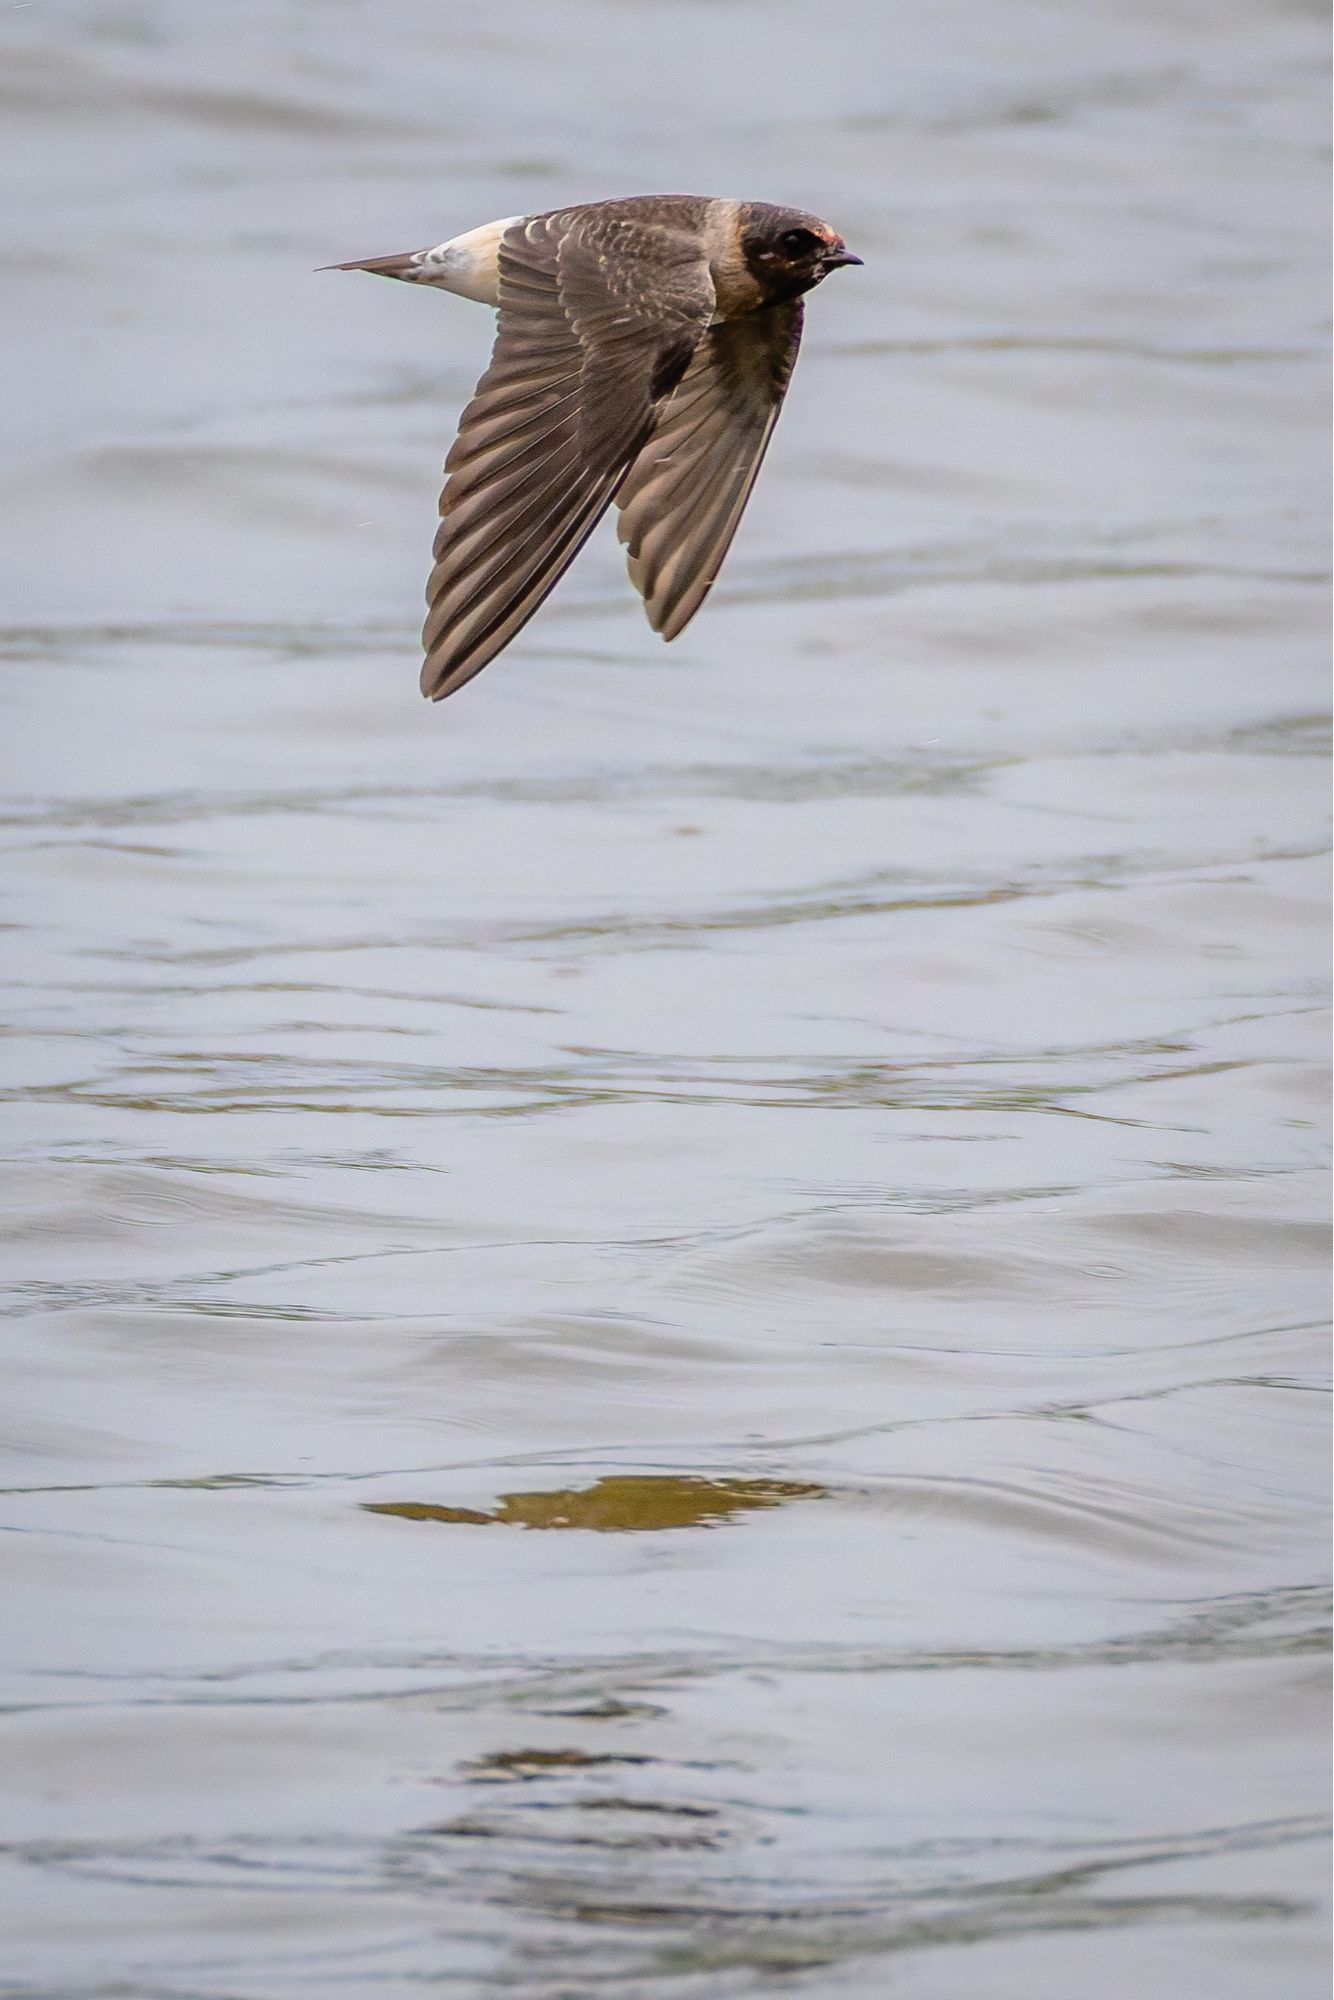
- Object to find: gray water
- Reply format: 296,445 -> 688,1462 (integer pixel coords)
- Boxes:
1,2 -> 1329,1995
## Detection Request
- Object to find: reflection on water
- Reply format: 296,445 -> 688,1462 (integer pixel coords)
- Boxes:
463,1747 -> 659,1778
0,0 -> 1328,1995
365,1474 -> 827,1531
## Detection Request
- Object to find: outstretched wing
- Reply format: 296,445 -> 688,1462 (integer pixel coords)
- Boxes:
422,207 -> 715,701
614,301 -> 803,642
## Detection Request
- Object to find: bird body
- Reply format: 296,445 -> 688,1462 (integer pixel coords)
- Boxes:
329,196 -> 860,700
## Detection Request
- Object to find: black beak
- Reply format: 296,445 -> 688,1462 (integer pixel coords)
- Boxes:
822,248 -> 863,270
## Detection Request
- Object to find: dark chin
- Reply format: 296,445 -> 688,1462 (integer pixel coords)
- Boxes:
769,268 -> 823,304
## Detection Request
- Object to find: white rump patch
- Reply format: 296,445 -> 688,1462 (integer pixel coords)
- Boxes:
417,214 -> 524,305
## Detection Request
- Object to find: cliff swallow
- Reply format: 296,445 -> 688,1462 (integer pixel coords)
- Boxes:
328,196 -> 861,701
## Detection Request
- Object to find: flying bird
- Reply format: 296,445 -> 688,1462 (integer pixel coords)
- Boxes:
327,196 -> 862,701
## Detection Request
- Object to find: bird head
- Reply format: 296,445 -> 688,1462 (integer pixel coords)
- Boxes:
740,208 -> 863,302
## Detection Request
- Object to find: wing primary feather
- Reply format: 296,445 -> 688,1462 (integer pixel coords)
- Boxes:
421,204 -> 717,699
423,465 -> 633,699
615,300 -> 803,640
429,453 -> 617,646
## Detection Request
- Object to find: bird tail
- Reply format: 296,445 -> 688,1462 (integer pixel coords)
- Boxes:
317,250 -> 428,281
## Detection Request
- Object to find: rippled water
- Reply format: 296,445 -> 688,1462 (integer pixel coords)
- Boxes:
1,2 -> 1329,1994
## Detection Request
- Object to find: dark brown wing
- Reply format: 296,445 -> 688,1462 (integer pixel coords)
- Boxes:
614,301 -> 803,642
422,208 -> 715,700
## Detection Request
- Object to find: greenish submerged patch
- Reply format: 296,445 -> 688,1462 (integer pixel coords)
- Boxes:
362,1473 -> 827,1533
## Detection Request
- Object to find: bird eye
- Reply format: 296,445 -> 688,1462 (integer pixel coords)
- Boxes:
778,227 -> 820,257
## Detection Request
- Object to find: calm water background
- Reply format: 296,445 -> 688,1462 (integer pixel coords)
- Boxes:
1,2 -> 1329,1994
